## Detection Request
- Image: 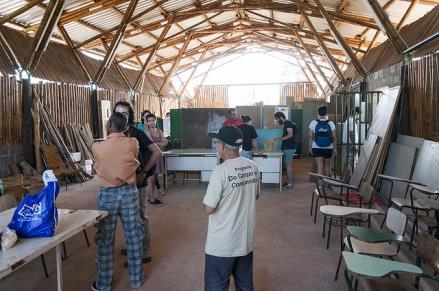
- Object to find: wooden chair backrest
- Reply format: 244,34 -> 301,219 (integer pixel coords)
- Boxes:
419,233 -> 439,273
359,182 -> 375,202
42,145 -> 65,170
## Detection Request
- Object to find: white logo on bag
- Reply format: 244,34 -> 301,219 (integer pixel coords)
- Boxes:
17,203 -> 42,221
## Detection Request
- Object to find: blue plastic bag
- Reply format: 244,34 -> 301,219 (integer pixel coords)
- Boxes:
8,171 -> 60,238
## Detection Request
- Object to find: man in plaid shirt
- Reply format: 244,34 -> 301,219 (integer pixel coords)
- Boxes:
91,112 -> 145,291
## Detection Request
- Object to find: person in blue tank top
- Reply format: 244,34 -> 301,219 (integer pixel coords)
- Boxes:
308,105 -> 337,177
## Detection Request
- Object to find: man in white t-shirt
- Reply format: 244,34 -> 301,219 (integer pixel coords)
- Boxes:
342,107 -> 360,177
204,126 -> 260,291
308,105 -> 337,177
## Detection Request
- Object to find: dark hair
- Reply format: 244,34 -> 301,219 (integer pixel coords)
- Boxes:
318,105 -> 327,116
141,110 -> 151,123
108,112 -> 127,132
145,113 -> 156,121
227,108 -> 236,115
241,115 -> 251,123
274,111 -> 285,119
113,100 -> 135,125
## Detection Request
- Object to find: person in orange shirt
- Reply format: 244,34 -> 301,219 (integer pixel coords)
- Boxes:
91,112 -> 145,291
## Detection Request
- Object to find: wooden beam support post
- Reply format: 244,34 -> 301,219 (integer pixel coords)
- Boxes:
93,0 -> 139,84
292,30 -> 333,91
134,13 -> 174,91
23,0 -> 66,72
298,6 -> 347,85
22,78 -> 35,166
57,24 -> 93,81
158,31 -> 194,97
361,0 -> 408,53
314,0 -> 367,77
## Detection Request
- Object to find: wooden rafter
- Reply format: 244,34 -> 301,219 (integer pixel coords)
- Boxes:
361,0 -> 408,53
158,31 -> 193,97
134,14 -> 174,91
93,0 -> 139,84
298,6 -> 347,84
57,24 -> 92,81
100,39 -> 132,89
292,30 -> 333,90
314,0 -> 367,77
175,2 -> 381,29
0,0 -> 44,26
117,12 -> 222,63
178,50 -> 207,98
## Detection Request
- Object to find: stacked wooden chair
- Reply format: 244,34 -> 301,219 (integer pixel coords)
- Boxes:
42,145 -> 81,190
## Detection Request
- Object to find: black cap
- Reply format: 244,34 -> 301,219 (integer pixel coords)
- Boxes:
208,126 -> 243,147
241,115 -> 251,123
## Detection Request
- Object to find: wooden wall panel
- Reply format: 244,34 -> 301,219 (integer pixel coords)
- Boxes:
194,85 -> 228,108
407,53 -> 439,141
0,75 -> 21,146
280,82 -> 318,105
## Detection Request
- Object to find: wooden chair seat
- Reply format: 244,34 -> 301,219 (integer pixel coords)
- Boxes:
345,237 -> 398,257
359,277 -> 417,291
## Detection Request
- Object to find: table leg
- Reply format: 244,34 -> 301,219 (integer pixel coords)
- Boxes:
56,244 -> 63,291
279,156 -> 283,192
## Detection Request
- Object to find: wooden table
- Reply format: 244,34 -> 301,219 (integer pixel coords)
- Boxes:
0,208 -> 108,291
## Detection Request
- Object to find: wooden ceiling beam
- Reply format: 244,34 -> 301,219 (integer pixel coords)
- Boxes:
57,24 -> 92,81
117,12 -> 222,62
292,29 -> 333,90
298,6 -> 347,84
158,31 -> 193,102
59,0 -> 130,25
175,2 -> 380,29
0,0 -> 44,26
73,0 -> 169,49
361,0 -> 408,53
100,38 -> 132,90
134,14 -> 174,91
23,0 -> 65,72
178,49 -> 207,99
314,0 -> 367,77
93,0 -> 139,84
245,11 -> 368,53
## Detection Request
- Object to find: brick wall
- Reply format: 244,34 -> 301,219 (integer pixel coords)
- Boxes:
0,144 -> 24,177
366,62 -> 403,91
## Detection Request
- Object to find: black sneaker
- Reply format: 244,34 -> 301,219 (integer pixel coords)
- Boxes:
282,182 -> 289,187
150,200 -> 163,206
91,281 -> 98,291
124,257 -> 152,267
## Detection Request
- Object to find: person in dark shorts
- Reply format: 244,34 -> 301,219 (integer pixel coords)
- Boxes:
308,105 -> 337,176
273,111 -> 298,190
238,115 -> 261,160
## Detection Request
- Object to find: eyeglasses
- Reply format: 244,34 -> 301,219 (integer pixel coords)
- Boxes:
214,140 -> 222,145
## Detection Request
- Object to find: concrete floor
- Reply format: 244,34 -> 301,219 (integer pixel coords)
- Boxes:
1,158 -> 348,291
